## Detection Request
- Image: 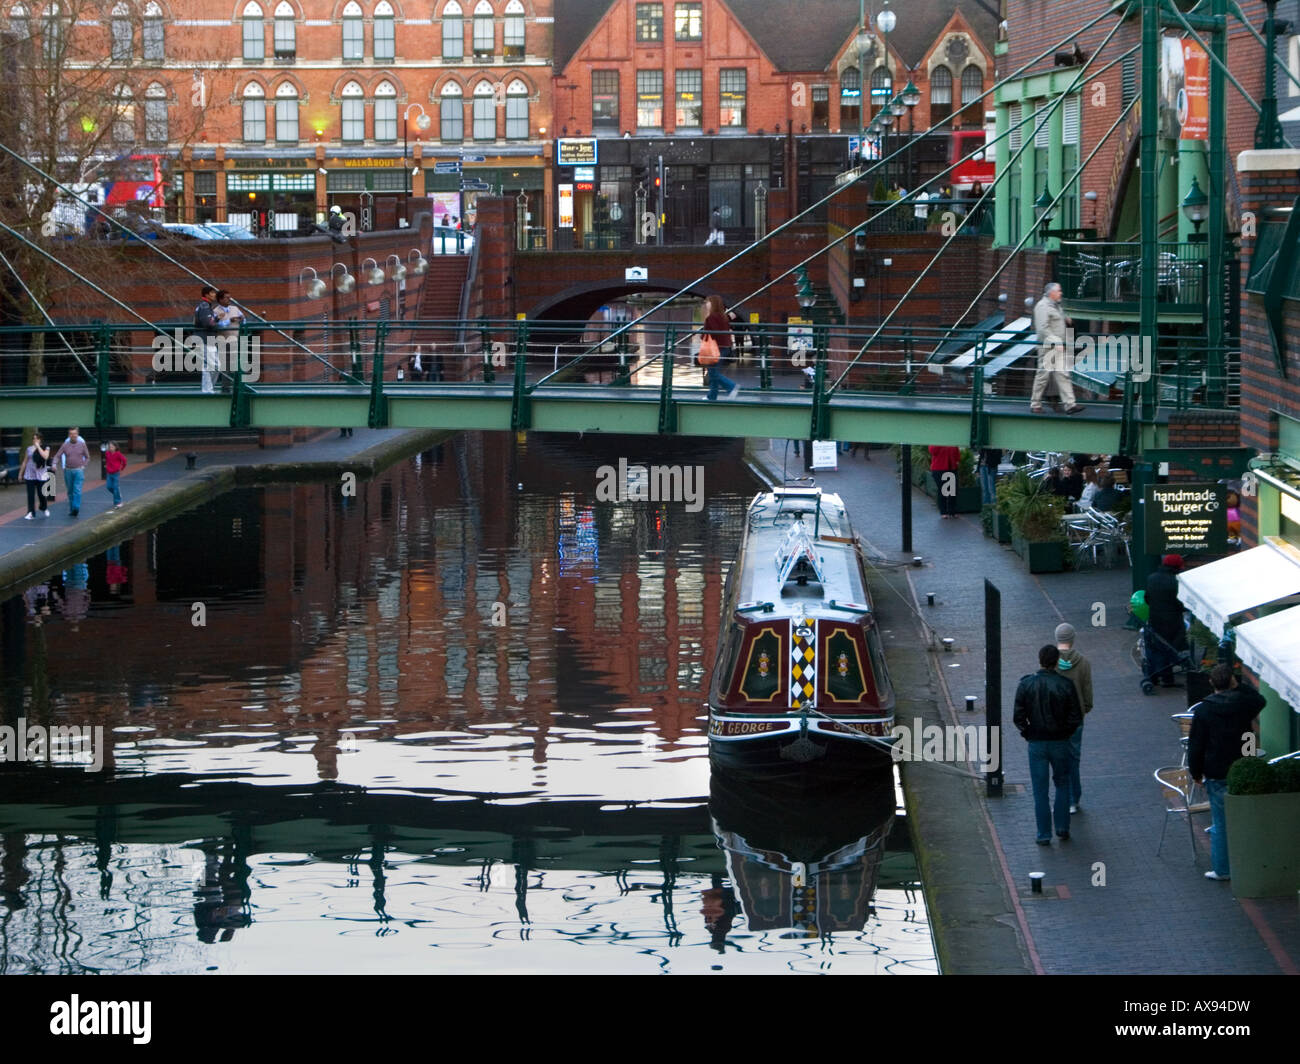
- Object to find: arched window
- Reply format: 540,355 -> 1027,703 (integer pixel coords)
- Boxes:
275,81 -> 298,141
505,78 -> 528,139
242,1 -> 264,61
342,0 -> 362,60
242,82 -> 266,141
42,2 -> 62,60
273,1 -> 295,59
961,64 -> 982,108
442,0 -> 463,60
472,0 -> 493,57
930,65 -> 952,122
374,0 -> 395,61
440,81 -> 463,141
472,80 -> 495,140
7,4 -> 30,44
142,2 -> 164,61
111,2 -> 131,61
374,79 -> 397,141
112,84 -> 135,145
341,80 -> 364,141
870,67 -> 891,116
503,0 -> 524,59
840,66 -> 860,130
144,82 -> 168,143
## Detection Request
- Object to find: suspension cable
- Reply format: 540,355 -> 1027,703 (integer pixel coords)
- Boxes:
0,249 -> 94,378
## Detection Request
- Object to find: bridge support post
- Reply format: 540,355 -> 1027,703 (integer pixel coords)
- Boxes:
230,324 -> 250,428
969,364 -> 986,449
511,318 -> 531,431
900,443 -> 913,553
810,326 -> 830,442
94,324 -> 114,429
658,325 -> 677,434
758,325 -> 771,390
368,322 -> 389,428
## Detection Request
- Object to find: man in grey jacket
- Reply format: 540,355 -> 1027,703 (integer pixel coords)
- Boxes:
1053,623 -> 1093,814
1031,282 -> 1085,415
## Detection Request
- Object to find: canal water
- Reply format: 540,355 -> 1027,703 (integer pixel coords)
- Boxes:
0,433 -> 934,974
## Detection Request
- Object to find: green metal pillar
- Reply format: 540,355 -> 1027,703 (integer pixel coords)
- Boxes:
368,322 -> 389,428
1206,0 -> 1227,407
658,325 -> 677,434
94,325 -> 113,429
1140,0 -> 1159,426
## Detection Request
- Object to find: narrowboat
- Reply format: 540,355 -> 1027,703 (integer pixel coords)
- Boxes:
707,483 -> 896,774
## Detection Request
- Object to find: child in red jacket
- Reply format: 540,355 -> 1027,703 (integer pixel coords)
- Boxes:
104,441 -> 126,508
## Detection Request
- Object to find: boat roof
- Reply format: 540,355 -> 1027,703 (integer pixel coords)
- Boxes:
732,487 -> 871,619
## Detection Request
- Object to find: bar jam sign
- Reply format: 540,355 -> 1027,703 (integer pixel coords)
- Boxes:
1144,482 -> 1228,554
557,138 -> 597,166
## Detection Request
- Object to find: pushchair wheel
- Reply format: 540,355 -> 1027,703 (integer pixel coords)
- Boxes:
1141,680 -> 1155,695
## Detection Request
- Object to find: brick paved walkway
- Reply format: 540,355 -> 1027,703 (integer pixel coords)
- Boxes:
755,441 -> 1299,975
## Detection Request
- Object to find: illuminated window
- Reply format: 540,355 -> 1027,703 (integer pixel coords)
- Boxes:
635,2 -> 662,43
636,69 -> 662,130
675,68 -> 701,129
674,2 -> 700,40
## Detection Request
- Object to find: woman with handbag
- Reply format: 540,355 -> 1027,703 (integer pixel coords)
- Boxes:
18,431 -> 52,519
700,294 -> 739,400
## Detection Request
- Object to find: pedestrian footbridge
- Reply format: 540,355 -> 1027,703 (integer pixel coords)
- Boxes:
0,317 -> 1216,454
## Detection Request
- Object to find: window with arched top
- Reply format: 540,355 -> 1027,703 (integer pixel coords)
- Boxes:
503,0 -> 524,59
930,65 -> 952,121
374,1 -> 395,61
440,81 -> 463,141
473,0 -> 493,57
960,64 -> 982,108
143,2 -> 164,61
273,1 -> 295,59
869,67 -> 891,116
342,1 -> 362,60
7,4 -> 30,44
442,1 -> 463,60
242,81 -> 266,141
505,78 -> 528,139
112,84 -> 134,145
243,1 -> 264,61
840,66 -> 860,130
472,80 -> 495,140
42,3 -> 62,61
275,81 -> 298,142
374,79 -> 397,141
341,79 -> 364,141
111,3 -> 131,61
144,82 -> 168,144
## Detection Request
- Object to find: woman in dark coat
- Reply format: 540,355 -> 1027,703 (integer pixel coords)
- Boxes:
701,294 -> 739,400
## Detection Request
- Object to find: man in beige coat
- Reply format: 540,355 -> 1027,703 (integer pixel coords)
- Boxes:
1031,283 -> 1085,415
1054,622 -> 1093,814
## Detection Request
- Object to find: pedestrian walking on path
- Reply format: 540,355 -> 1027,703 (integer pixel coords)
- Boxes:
1189,664 -> 1265,881
19,432 -> 52,519
1030,282 -> 1084,415
1144,553 -> 1188,690
1053,622 -> 1093,814
701,294 -> 739,401
1014,644 -> 1083,845
53,426 -> 90,518
928,445 -> 961,518
103,441 -> 126,508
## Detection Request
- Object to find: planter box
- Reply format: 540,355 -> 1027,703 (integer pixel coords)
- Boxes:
993,511 -> 1014,544
1225,791 -> 1300,897
952,485 -> 981,514
1012,534 -> 1065,573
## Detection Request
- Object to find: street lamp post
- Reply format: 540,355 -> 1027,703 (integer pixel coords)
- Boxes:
876,1 -> 896,188
403,103 -> 431,219
901,80 -> 920,190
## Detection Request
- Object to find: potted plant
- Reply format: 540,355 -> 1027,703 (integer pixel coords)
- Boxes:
1002,470 -> 1068,572
1224,755 -> 1300,898
950,448 -> 981,513
991,474 -> 1016,544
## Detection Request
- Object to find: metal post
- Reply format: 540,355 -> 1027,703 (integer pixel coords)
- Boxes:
656,155 -> 664,246
1139,0 -> 1159,424
984,579 -> 1003,798
1207,0 -> 1227,406
901,443 -> 913,552
1131,460 -> 1153,594
635,183 -> 647,245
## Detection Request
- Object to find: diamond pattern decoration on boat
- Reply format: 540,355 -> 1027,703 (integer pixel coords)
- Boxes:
791,617 -> 816,703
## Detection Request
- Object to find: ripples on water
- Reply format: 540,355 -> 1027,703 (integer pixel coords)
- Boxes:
0,433 -> 933,974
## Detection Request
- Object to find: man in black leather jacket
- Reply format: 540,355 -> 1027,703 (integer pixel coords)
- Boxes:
1144,553 -> 1187,688
1014,645 -> 1084,844
1189,663 -> 1265,881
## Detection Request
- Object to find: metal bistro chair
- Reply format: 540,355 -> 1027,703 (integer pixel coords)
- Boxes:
1154,765 -> 1208,862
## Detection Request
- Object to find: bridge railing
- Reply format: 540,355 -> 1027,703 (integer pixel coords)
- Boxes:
0,318 -> 1236,419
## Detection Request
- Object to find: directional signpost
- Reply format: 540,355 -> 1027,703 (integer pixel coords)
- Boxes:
433,161 -> 461,175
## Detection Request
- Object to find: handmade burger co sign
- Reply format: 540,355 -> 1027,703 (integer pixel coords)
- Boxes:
1144,483 -> 1228,554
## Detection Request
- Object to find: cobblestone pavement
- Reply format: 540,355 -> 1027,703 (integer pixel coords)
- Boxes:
755,441 -> 1299,975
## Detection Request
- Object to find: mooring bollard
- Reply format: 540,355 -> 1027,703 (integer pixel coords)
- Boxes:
926,592 -> 936,606
942,637 -> 955,652
1029,872 -> 1045,894
185,452 -> 198,470
912,556 -> 923,567
965,695 -> 977,712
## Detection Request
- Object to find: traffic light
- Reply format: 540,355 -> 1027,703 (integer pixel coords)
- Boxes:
635,164 -> 650,190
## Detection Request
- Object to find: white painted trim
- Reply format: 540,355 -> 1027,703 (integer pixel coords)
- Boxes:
1237,148 -> 1300,172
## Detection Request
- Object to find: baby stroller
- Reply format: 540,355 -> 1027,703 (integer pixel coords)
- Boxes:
1130,592 -> 1205,697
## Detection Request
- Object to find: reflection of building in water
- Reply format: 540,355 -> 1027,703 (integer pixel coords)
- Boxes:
193,836 -> 252,944
2,433 -> 752,762
709,766 -> 897,939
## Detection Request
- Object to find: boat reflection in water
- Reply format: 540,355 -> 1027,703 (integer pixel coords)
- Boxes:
707,764 -> 899,941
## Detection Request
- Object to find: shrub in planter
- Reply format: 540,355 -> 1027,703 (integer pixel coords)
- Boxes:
1003,470 -> 1068,572
1225,756 -> 1300,897
992,477 -> 1015,543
